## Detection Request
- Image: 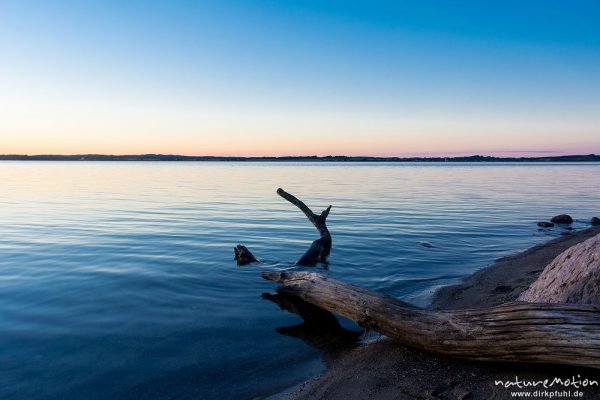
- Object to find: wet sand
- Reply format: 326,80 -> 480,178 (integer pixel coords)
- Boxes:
288,226 -> 600,400
430,226 -> 600,310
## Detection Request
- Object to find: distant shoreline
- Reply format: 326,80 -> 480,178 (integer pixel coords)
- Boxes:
1,154 -> 600,162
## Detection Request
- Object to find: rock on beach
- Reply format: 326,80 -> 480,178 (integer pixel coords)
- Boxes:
550,214 -> 573,224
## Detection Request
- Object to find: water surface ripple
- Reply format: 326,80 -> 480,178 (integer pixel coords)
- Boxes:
1,162 -> 599,399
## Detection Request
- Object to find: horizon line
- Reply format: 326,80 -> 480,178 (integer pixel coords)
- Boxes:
1,153 -> 598,160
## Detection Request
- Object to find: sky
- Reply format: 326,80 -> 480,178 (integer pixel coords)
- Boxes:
0,0 -> 599,157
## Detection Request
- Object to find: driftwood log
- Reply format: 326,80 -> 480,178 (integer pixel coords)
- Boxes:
519,233 -> 600,304
263,271 -> 600,369
245,190 -> 600,368
235,188 -> 332,266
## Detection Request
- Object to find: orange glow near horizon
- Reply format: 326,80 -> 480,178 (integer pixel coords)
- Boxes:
3,125 -> 598,158
2,104 -> 598,157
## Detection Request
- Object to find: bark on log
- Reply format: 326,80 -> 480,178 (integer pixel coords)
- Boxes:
518,232 -> 600,304
276,188 -> 332,265
263,271 -> 600,369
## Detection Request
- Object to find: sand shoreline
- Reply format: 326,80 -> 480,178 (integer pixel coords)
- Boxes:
430,226 -> 600,310
283,226 -> 600,400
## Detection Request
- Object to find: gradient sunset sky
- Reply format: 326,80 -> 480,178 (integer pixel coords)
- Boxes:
1,1 -> 599,157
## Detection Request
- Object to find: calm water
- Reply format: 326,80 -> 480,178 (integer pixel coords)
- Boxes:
1,161 -> 600,399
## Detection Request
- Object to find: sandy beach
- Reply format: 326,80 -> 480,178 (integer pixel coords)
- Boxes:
288,226 -> 600,400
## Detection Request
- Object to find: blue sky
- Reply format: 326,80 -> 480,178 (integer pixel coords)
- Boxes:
1,0 -> 599,156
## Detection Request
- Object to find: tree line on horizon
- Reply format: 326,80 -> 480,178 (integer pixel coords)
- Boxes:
0,154 -> 599,162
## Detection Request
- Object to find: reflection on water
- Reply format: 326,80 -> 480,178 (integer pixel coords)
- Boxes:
1,161 -> 599,399
262,292 -> 360,367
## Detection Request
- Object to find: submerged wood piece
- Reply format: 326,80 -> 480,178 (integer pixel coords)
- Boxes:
519,233 -> 600,304
234,244 -> 258,265
262,271 -> 600,369
276,188 -> 332,265
233,189 -> 333,266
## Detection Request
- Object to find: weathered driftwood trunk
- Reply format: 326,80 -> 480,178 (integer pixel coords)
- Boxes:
263,271 -> 600,369
519,232 -> 600,304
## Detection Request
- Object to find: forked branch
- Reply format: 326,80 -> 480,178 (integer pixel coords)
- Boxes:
234,189 -> 333,266
276,188 -> 332,265
276,188 -> 332,238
